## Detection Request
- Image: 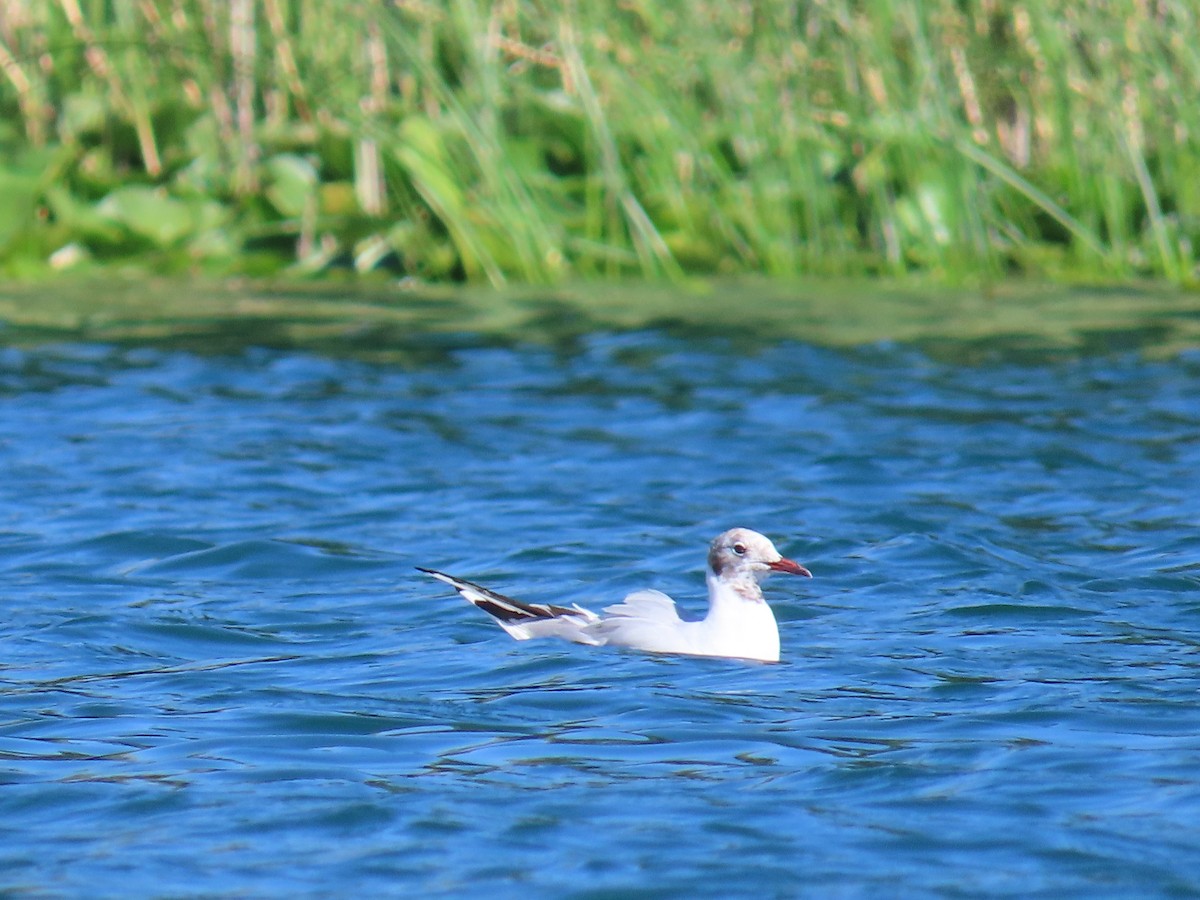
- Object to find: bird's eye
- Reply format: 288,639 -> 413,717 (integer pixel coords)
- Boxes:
733,543 -> 747,556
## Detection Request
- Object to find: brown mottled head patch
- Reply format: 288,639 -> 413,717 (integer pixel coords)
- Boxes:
706,528 -> 807,592
707,542 -> 727,576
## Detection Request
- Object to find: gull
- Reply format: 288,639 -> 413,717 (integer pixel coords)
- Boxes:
418,528 -> 811,662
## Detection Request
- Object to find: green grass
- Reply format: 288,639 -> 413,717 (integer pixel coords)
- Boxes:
1,0 -> 1198,286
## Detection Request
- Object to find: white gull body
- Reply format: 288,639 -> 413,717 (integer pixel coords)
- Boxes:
418,528 -> 811,662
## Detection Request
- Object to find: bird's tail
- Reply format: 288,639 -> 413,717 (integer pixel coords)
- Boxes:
418,567 -> 602,644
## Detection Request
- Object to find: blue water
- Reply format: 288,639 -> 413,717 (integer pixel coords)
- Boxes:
2,318 -> 1199,896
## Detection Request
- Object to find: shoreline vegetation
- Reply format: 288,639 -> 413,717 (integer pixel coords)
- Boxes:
3,279 -> 1199,360
1,1 -> 1197,286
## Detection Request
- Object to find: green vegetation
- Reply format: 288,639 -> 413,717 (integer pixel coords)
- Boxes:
1,1 -> 1198,285
4,279 -> 1199,362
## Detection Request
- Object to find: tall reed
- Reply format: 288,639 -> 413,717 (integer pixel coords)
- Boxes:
0,0 -> 1196,284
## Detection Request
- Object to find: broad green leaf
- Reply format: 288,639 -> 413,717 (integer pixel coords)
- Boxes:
264,154 -> 318,218
58,93 -> 108,141
0,170 -> 40,251
44,185 -> 125,246
96,185 -> 194,247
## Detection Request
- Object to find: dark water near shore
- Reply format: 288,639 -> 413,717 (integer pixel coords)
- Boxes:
1,284 -> 1199,896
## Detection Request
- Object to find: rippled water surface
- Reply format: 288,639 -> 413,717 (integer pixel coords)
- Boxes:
2,286 -> 1199,896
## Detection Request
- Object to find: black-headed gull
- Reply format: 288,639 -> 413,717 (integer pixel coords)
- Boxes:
418,528 -> 811,662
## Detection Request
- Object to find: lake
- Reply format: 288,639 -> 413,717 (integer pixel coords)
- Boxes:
1,281 -> 1198,896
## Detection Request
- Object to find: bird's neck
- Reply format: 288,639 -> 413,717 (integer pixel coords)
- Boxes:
706,569 -> 766,606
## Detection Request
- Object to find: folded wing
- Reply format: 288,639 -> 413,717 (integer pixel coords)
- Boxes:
585,589 -> 695,655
